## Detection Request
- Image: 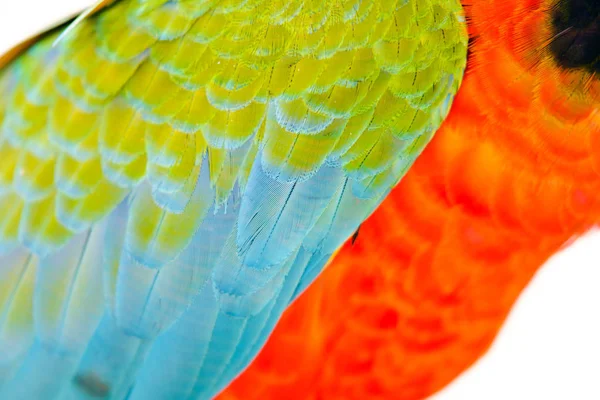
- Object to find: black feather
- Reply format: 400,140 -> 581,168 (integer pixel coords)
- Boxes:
549,0 -> 600,73
351,225 -> 361,245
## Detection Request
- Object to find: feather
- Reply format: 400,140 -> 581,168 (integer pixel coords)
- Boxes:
236,158 -> 343,268
0,251 -> 36,376
63,314 -> 149,400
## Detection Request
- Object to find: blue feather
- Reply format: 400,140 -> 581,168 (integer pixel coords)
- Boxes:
213,247 -> 312,395
127,284 -> 220,400
290,250 -> 332,302
214,245 -> 296,317
34,227 -> 104,351
237,158 -> 344,268
63,314 -> 149,400
1,341 -> 79,399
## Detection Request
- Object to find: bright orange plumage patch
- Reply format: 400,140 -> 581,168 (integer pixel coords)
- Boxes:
219,0 -> 600,399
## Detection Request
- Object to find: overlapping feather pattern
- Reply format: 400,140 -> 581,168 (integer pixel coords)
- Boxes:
0,0 -> 467,398
220,0 -> 600,398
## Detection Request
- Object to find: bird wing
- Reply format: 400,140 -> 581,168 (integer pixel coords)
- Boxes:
0,0 -> 467,398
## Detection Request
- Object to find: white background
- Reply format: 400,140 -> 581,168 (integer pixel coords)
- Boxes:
1,2 -> 599,399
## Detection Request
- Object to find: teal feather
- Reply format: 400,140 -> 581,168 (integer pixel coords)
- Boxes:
1,341 -> 80,399
64,314 -> 149,400
127,284 -> 220,400
236,158 -> 344,268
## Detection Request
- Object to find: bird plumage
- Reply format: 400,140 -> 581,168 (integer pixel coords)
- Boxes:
0,0 -> 467,398
220,0 -> 600,398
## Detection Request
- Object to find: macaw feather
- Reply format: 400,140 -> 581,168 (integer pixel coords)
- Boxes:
0,0 -> 467,398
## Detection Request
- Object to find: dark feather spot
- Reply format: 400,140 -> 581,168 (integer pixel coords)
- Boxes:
73,373 -> 111,398
549,0 -> 600,73
351,225 -> 361,245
